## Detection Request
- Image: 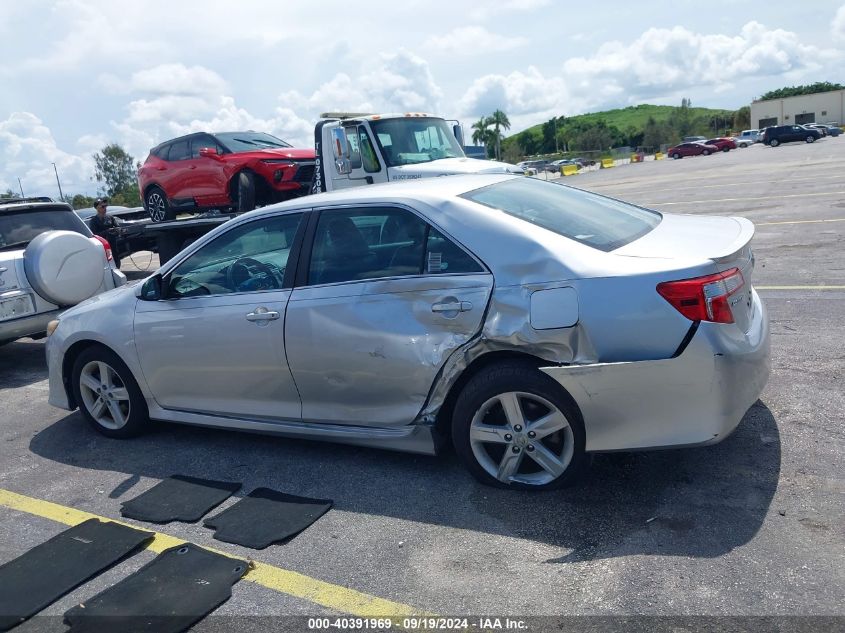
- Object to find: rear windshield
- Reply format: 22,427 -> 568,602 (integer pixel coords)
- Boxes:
460,178 -> 661,252
215,132 -> 292,152
0,208 -> 89,250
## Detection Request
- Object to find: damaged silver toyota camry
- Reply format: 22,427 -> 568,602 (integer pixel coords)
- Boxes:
45,175 -> 770,489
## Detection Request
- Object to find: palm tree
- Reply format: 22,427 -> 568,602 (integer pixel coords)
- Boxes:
488,109 -> 511,160
471,117 -> 489,146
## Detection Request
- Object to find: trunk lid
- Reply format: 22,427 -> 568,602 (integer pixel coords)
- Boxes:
615,213 -> 756,332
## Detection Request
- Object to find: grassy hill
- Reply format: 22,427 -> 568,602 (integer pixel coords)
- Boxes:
502,103 -> 740,160
554,104 -> 734,132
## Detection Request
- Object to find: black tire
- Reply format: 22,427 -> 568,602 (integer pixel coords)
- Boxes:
451,360 -> 587,490
237,172 -> 256,213
769,138 -> 780,147
702,150 -> 711,156
672,153 -> 681,159
71,346 -> 149,439
722,147 -> 730,152
805,136 -> 815,143
145,187 -> 174,223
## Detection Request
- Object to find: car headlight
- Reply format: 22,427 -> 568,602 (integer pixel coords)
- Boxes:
46,319 -> 60,337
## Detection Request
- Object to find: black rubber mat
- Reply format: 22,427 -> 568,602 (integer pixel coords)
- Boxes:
120,475 -> 242,523
204,488 -> 333,549
0,519 -> 153,631
64,543 -> 247,633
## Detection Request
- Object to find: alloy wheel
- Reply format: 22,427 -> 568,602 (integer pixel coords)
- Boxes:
78,360 -> 131,430
147,192 -> 167,222
469,391 -> 575,486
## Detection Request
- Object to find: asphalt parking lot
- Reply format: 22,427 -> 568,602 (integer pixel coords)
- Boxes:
1,138 -> 843,631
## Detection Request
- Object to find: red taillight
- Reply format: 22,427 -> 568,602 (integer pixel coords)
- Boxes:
656,268 -> 745,324
92,235 -> 113,262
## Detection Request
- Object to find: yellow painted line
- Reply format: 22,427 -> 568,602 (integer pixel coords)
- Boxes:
0,488 -> 429,619
757,218 -> 845,226
646,191 -> 845,206
757,285 -> 845,290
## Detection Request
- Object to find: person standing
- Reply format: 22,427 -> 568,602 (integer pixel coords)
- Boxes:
89,197 -> 121,269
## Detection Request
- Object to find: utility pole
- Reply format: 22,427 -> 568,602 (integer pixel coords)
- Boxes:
17,178 -> 24,197
52,163 -> 64,201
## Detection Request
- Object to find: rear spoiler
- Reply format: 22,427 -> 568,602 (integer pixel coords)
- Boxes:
713,217 -> 755,263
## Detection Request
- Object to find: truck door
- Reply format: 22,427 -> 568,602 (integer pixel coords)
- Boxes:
327,124 -> 388,191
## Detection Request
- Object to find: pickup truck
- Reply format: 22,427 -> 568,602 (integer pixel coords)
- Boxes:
310,112 -> 522,193
735,130 -> 761,147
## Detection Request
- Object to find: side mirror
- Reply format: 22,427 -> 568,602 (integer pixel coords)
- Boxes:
452,124 -> 464,147
330,128 -> 352,175
198,147 -> 220,159
139,274 -> 162,301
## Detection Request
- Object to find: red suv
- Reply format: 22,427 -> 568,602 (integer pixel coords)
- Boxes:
138,131 -> 315,222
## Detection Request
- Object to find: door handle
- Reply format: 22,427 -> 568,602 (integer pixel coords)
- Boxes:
246,307 -> 280,322
431,301 -> 472,313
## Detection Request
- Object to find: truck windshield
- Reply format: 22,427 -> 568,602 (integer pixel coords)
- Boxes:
215,132 -> 292,152
370,118 -> 465,167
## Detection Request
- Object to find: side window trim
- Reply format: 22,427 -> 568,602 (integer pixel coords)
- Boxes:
293,204 -> 488,289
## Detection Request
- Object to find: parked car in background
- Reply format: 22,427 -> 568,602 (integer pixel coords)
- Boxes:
1,198 -> 126,345
801,123 -> 828,137
75,205 -> 158,259
682,136 -> 707,143
738,129 -> 762,145
821,124 -> 841,137
705,137 -> 738,152
137,131 -> 316,223
761,125 -> 822,146
45,174 -> 769,490
667,141 -> 720,159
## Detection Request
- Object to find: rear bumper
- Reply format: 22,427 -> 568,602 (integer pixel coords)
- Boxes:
541,290 -> 770,452
0,308 -> 60,344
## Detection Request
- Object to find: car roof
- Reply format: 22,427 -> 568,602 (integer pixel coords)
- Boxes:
0,200 -> 74,214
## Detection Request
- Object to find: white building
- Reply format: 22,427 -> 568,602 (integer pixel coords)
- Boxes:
750,89 -> 844,129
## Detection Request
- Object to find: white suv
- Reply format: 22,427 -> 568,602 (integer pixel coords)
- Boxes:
0,198 -> 126,345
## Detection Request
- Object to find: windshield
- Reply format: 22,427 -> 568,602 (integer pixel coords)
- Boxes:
0,208 -> 89,249
461,178 -> 661,252
370,117 -> 465,167
215,132 -> 293,152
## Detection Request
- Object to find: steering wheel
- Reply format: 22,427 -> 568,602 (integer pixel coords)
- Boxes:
226,257 -> 280,292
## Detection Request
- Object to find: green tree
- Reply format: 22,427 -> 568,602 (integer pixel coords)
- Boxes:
668,97 -> 693,138
68,194 -> 97,210
733,106 -> 751,131
1,189 -> 20,200
488,109 -> 511,161
93,143 -> 141,205
471,117 -> 489,145
759,82 -> 844,101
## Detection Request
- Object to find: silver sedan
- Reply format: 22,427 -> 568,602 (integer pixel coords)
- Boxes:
45,175 -> 770,490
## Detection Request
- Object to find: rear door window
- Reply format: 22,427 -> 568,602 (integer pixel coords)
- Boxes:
167,140 -> 190,161
461,178 -> 661,252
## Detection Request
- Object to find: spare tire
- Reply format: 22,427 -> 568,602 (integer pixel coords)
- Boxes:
24,231 -> 104,306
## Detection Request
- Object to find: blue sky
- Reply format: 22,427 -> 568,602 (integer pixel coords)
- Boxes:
2,0 -> 844,196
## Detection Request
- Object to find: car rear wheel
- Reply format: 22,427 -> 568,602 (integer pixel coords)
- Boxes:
71,346 -> 149,439
452,361 -> 587,490
769,138 -> 780,147
805,136 -> 815,143
145,187 -> 173,223
236,172 -> 256,213
672,153 -> 681,159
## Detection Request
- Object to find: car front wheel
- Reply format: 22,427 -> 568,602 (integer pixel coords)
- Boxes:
71,346 -> 149,438
805,136 -> 815,143
672,153 -> 681,159
452,361 -> 587,490
702,149 -> 711,156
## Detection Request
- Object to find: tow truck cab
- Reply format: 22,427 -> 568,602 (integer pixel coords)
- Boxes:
311,113 -> 522,193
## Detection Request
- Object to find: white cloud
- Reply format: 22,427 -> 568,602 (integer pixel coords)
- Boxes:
424,26 -> 527,55
0,113 -> 93,196
564,22 -> 837,98
833,4 -> 845,41
102,64 -> 228,97
469,0 -> 551,20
